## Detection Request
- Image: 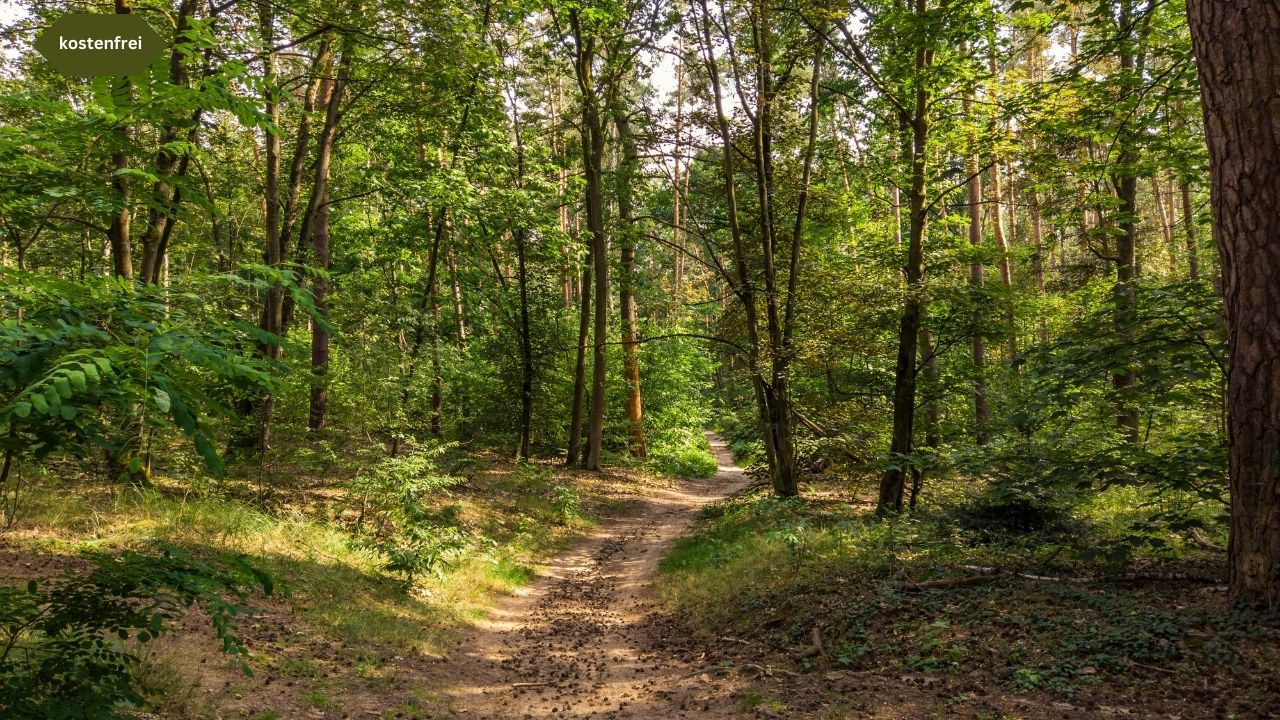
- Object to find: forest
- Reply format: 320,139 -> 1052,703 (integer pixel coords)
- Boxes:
1,0 -> 1279,717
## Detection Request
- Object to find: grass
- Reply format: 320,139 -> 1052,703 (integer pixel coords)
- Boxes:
0,442 -> 670,720
5,451 -> 614,657
657,475 -> 1279,716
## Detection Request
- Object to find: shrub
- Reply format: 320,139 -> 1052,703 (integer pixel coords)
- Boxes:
0,546 -> 274,719
345,444 -> 470,585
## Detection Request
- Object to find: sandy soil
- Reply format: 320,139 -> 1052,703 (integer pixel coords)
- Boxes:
428,434 -> 757,720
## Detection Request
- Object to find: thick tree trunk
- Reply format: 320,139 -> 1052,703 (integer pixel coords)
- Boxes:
1186,0 -> 1280,608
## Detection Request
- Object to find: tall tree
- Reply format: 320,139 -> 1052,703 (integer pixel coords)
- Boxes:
1186,0 -> 1280,608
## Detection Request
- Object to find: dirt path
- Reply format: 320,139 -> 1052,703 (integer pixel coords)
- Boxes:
434,434 -> 755,719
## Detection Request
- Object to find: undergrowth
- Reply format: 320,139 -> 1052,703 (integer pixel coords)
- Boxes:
658,481 -> 1279,716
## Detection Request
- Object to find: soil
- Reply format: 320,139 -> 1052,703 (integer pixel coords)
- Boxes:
427,434 -> 757,719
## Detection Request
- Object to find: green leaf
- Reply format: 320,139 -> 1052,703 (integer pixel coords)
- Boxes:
59,404 -> 77,420
26,579 -> 37,594
30,394 -> 49,414
154,388 -> 171,413
12,402 -> 31,418
93,357 -> 112,374
53,376 -> 72,398
67,369 -> 87,391
194,433 -> 223,474
80,362 -> 100,382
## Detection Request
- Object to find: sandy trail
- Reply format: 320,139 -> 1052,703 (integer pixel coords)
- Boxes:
435,434 -> 755,719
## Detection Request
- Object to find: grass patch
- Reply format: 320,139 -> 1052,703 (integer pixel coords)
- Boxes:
2,451 -> 618,659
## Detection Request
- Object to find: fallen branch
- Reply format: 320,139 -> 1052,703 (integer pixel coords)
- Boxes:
1189,527 -> 1226,552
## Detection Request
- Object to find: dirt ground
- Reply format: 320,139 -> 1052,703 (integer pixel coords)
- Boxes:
424,434 -> 758,719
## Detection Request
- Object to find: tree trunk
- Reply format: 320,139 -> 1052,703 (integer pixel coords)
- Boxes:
1111,0 -> 1141,444
880,110 -> 930,512
1181,178 -> 1200,281
1152,175 -> 1178,274
569,11 -> 609,472
307,37 -> 350,432
108,0 -> 134,280
964,91 -> 990,445
139,0 -> 197,285
614,108 -> 646,459
566,255 -> 591,466
1186,0 -> 1280,608
879,0 -> 933,512
247,0 -> 283,452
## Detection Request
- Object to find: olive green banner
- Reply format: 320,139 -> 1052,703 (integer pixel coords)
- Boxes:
35,13 -> 164,77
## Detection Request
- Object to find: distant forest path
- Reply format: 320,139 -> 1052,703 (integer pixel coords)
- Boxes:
433,434 -> 755,719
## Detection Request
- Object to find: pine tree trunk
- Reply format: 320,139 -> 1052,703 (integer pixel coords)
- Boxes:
1186,0 -> 1280,608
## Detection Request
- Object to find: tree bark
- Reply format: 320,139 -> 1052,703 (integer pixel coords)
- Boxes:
879,0 -> 933,513
964,90 -> 990,445
307,37 -> 351,431
1180,178 -> 1200,280
108,0 -> 134,280
614,108 -> 646,458
569,10 -> 609,471
1111,0 -> 1141,445
1186,0 -> 1280,608
139,0 -> 197,285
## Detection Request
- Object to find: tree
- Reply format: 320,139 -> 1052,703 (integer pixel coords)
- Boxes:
1186,0 -> 1280,608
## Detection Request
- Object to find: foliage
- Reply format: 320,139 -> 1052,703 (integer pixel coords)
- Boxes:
0,546 -> 274,719
0,269 -> 282,478
345,443 -> 471,585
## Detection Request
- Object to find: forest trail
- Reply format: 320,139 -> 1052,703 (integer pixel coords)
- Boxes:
432,434 -> 755,719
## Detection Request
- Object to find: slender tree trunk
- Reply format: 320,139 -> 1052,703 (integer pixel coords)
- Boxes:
1181,178 -> 1200,281
108,0 -> 134,280
881,125 -> 929,510
247,0 -> 283,452
1186,0 -> 1280,608
879,0 -> 933,513
139,0 -> 197,285
569,11 -> 609,471
964,91 -> 990,444
1030,178 -> 1049,344
307,37 -> 351,431
566,255 -> 592,466
1152,175 -> 1178,274
447,245 -> 467,344
614,109 -> 646,458
1111,1 -> 1141,444
695,0 -> 771,485
281,39 -> 333,334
